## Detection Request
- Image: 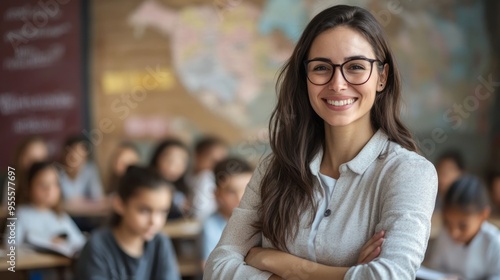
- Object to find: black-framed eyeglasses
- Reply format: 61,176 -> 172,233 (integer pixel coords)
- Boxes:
304,57 -> 383,86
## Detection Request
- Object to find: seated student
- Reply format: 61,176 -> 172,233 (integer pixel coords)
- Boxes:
201,157 -> 253,268
4,161 -> 86,253
1,136 -> 49,209
427,175 -> 500,278
149,138 -> 190,219
107,142 -> 141,194
487,169 -> 500,217
186,136 -> 228,220
57,135 -> 103,202
75,166 -> 180,280
435,150 -> 465,211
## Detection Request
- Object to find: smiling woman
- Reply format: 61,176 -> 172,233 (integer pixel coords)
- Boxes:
204,5 -> 437,280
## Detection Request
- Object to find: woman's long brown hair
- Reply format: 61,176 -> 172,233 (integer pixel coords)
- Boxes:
256,5 -> 418,252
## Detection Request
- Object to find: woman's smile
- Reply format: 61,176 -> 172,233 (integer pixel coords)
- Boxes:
323,97 -> 359,111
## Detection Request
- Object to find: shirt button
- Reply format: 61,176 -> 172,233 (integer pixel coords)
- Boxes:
324,209 -> 331,217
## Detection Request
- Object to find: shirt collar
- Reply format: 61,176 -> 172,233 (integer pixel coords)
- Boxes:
309,129 -> 389,176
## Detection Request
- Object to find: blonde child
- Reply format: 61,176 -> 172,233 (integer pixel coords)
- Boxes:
75,166 -> 180,280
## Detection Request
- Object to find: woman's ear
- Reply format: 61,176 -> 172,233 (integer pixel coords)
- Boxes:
377,63 -> 389,92
112,195 -> 125,216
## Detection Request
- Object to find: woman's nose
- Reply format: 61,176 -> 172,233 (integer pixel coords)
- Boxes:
328,66 -> 348,92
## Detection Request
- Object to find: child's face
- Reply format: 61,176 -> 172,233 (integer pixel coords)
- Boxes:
436,159 -> 462,195
215,173 -> 251,217
197,145 -> 228,171
20,141 -> 48,170
158,146 -> 189,182
115,148 -> 140,176
491,177 -> 500,206
31,168 -> 61,208
443,207 -> 488,244
65,143 -> 88,169
117,187 -> 171,240
209,145 -> 228,166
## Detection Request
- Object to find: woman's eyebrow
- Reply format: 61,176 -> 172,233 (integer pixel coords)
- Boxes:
307,55 -> 369,62
344,55 -> 368,61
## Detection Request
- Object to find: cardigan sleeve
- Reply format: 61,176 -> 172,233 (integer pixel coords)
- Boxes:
345,156 -> 438,280
203,159 -> 273,280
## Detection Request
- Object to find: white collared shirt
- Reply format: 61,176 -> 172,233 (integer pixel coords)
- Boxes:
204,129 -> 438,280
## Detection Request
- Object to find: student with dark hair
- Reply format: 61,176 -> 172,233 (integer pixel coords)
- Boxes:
435,149 -> 466,203
187,136 -> 228,220
1,136 -> 49,209
427,175 -> 500,279
57,135 -> 103,202
201,157 -> 253,268
75,166 -> 180,280
205,5 -> 437,279
107,142 -> 141,194
149,138 -> 190,219
4,161 -> 85,252
486,169 -> 500,216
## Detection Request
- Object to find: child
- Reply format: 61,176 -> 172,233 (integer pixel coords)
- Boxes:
57,135 -> 103,202
149,138 -> 190,219
427,175 -> 500,278
187,136 -> 228,220
487,169 -> 500,217
4,161 -> 86,253
201,157 -> 252,268
75,166 -> 181,280
2,136 -> 49,208
107,142 -> 141,194
435,150 -> 465,210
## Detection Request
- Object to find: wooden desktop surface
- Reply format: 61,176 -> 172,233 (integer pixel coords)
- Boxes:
63,198 -> 111,217
163,218 -> 202,239
0,249 -> 71,271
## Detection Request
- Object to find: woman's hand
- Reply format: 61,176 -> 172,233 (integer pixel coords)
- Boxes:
357,231 -> 385,265
245,247 -> 278,271
245,246 -> 350,280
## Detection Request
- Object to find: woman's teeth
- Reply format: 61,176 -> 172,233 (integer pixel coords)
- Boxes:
326,98 -> 356,106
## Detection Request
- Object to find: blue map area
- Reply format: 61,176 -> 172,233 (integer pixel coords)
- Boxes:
259,0 -> 308,42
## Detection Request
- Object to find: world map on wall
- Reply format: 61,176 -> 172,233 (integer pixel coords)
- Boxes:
128,0 -> 492,134
128,0 -> 308,133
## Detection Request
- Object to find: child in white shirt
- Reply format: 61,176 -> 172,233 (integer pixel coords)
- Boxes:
428,175 -> 500,279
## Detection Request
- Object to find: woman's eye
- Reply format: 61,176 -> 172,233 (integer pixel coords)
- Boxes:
312,65 -> 331,71
347,64 -> 365,70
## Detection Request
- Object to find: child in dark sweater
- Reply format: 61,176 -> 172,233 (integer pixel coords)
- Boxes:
75,166 -> 180,280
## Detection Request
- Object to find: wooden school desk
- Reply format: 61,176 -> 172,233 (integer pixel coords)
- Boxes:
0,250 -> 71,271
63,198 -> 111,218
0,248 -> 71,280
163,219 -> 202,278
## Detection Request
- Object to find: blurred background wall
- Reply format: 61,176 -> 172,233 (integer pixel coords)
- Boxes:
1,0 -> 499,181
